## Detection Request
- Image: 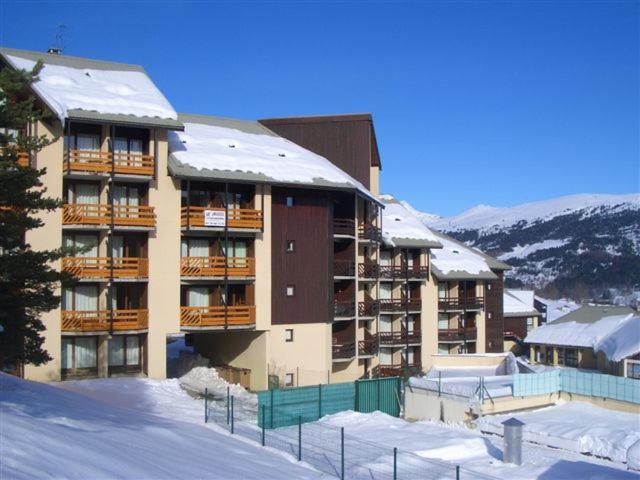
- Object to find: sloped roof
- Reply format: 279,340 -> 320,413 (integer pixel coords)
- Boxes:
378,195 -> 442,248
168,113 -> 378,201
504,289 -> 541,317
0,47 -> 182,130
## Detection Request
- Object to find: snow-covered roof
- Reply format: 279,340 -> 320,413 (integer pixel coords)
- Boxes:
428,230 -> 503,280
524,305 -> 639,361
378,196 -> 442,248
0,47 -> 181,129
504,289 -> 540,317
168,114 -> 378,200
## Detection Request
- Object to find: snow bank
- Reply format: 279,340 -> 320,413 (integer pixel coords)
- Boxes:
525,313 -> 640,361
179,366 -> 257,405
0,373 -> 318,479
4,54 -> 177,123
169,120 -> 373,198
628,440 -> 640,471
378,196 -> 440,247
477,401 -> 640,463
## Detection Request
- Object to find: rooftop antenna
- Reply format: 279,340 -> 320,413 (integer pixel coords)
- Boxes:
47,24 -> 66,55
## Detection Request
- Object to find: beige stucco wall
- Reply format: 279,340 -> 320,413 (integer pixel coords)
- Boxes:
421,271 -> 439,370
146,129 -> 181,379
369,166 -> 380,196
331,358 -> 360,383
24,119 -> 64,382
254,185 -> 272,331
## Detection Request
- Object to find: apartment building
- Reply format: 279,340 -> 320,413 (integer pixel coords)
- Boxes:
503,289 -> 542,353
1,48 -> 385,389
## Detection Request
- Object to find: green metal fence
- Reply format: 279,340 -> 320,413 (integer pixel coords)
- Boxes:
258,377 -> 401,428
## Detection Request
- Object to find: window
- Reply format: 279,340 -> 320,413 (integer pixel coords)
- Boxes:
627,361 -> 640,380
286,196 -> 294,207
286,285 -> 295,297
286,240 -> 295,253
438,343 -> 450,354
108,335 -> 141,368
438,314 -> 449,330
557,348 -> 565,365
526,317 -> 534,333
61,336 -> 98,373
565,348 -> 579,367
487,284 -> 492,291
488,312 -> 492,319
285,373 -> 295,387
438,283 -> 447,299
284,329 -> 294,342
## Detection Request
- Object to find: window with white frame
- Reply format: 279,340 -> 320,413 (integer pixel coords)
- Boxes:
526,317 -> 534,333
285,373 -> 295,387
284,329 -> 294,342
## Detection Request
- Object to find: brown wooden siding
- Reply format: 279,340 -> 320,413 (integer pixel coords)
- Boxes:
260,117 -> 373,188
271,187 -> 332,325
504,316 -> 528,339
484,272 -> 505,352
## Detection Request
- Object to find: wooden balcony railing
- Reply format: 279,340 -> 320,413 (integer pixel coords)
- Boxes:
333,300 -> 356,318
63,149 -> 154,176
376,362 -> 422,378
62,257 -> 148,279
1,147 -> 29,167
181,206 -> 263,229
62,204 -> 156,227
438,297 -> 484,311
180,305 -> 255,328
358,338 -> 378,356
358,300 -> 379,317
378,298 -> 421,312
333,218 -> 355,236
438,328 -> 478,342
378,330 -> 422,345
61,309 -> 148,332
332,342 -> 356,359
358,223 -> 382,242
379,265 -> 429,280
358,262 -> 379,278
333,260 -> 355,277
181,257 -> 255,277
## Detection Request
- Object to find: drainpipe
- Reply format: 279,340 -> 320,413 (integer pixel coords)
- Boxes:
186,179 -> 191,231
108,124 -> 116,336
462,282 -> 467,353
404,248 -> 410,379
224,182 -> 229,329
65,120 -> 72,174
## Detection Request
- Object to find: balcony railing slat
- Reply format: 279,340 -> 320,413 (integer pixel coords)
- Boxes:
180,305 -> 255,328
63,149 -> 154,176
61,309 -> 148,332
62,257 -> 148,279
63,204 -> 156,227
180,257 -> 255,277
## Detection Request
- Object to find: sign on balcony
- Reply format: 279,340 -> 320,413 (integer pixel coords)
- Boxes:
204,209 -> 226,227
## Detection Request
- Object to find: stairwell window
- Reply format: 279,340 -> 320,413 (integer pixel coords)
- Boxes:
284,329 -> 294,342
286,196 -> 294,207
286,240 -> 295,253
285,373 -> 294,387
286,285 -> 295,297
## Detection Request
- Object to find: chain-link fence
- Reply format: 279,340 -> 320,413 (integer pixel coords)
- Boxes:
201,388 -> 498,480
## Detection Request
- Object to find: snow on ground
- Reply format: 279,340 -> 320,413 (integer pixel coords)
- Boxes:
498,239 -> 570,261
3,51 -> 177,122
319,410 -> 639,480
477,401 -> 640,463
1,373 -> 322,479
536,296 -> 580,322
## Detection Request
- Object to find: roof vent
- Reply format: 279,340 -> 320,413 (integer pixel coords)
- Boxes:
278,153 -> 286,157
453,249 -> 459,254
47,48 -> 62,55
228,144 -> 236,148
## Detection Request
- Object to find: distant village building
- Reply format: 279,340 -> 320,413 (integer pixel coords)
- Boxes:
525,305 -> 639,378
503,289 -> 541,353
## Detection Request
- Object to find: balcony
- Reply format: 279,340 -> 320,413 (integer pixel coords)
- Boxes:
379,265 -> 429,280
438,328 -> 478,342
1,147 -> 29,167
438,297 -> 484,311
180,305 -> 255,329
378,330 -> 421,346
333,218 -> 355,236
181,206 -> 262,230
61,309 -> 148,332
62,257 -> 148,279
62,204 -> 156,228
333,260 -> 355,277
332,342 -> 356,360
181,257 -> 255,278
358,300 -> 379,317
358,222 -> 382,242
378,298 -> 421,312
333,300 -> 356,319
358,338 -> 378,356
358,262 -> 379,279
63,149 -> 154,176
376,362 -> 422,377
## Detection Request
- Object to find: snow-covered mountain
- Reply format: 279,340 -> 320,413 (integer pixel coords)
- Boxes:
411,194 -> 640,299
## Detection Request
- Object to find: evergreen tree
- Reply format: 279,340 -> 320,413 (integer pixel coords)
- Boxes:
0,61 -> 66,369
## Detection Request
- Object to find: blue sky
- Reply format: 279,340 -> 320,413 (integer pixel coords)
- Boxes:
2,0 -> 638,216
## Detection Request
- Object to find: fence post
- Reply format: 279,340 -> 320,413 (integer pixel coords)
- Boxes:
354,379 -> 359,412
261,404 -> 266,446
270,388 -> 274,429
204,388 -> 208,423
456,465 -> 460,480
377,378 -> 381,411
393,447 -> 397,480
226,386 -> 230,424
231,395 -> 235,434
438,371 -> 442,397
341,427 -> 345,480
298,415 -> 302,461
318,384 -> 322,419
